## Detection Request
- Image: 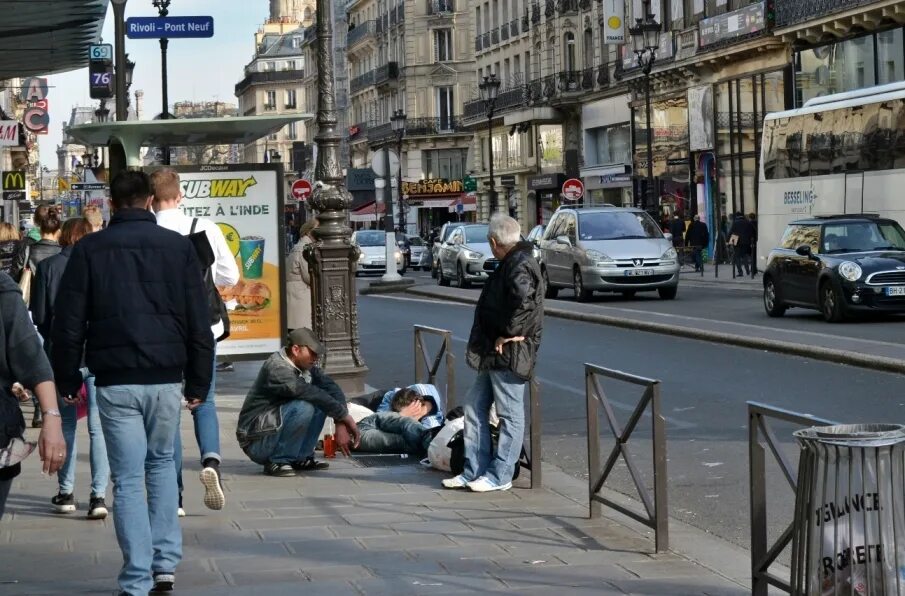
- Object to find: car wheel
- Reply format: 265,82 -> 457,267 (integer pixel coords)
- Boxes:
573,268 -> 592,302
820,280 -> 844,322
431,260 -> 439,279
658,286 -> 678,300
454,263 -> 469,288
621,290 -> 636,299
763,276 -> 787,317
543,268 -> 558,299
438,263 -> 450,287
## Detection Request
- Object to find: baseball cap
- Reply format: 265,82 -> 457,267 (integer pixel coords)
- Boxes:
287,328 -> 325,356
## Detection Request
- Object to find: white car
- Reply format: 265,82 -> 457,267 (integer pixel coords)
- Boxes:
352,230 -> 404,276
436,223 -> 492,288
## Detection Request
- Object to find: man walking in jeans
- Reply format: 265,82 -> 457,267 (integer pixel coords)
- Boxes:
151,167 -> 240,514
442,214 -> 543,492
52,171 -> 214,595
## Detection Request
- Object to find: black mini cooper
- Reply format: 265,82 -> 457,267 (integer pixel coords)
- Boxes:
763,215 -> 905,322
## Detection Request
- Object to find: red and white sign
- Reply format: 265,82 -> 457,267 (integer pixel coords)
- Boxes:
0,121 -> 18,146
291,178 -> 312,202
561,178 -> 584,201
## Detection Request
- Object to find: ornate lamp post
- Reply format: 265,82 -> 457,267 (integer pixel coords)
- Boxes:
305,0 -> 369,394
152,0 -> 172,163
390,109 -> 407,234
479,74 -> 501,215
629,0 -> 661,217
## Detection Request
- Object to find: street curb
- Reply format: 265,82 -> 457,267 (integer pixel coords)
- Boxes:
404,286 -> 905,375
359,278 -> 416,295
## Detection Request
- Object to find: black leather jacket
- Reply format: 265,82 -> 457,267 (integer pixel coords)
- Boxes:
466,241 -> 543,380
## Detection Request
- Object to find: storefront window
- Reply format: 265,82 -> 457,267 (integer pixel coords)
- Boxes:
422,149 -> 467,180
633,97 -> 689,203
539,125 -> 563,169
586,123 -> 631,166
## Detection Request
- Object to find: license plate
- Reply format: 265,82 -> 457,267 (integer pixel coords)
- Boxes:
886,286 -> 905,296
373,260 -> 385,266
624,269 -> 654,277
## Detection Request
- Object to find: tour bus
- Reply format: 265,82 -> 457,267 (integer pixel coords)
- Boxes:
757,81 -> 905,266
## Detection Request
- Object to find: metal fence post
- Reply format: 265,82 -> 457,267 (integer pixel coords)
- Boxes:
529,378 -> 542,489
749,409 -> 768,596
586,367 -> 601,519
650,382 -> 668,553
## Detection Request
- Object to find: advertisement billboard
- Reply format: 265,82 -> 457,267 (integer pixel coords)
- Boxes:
154,164 -> 286,360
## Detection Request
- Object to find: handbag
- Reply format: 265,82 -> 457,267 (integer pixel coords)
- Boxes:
17,244 -> 32,305
427,417 -> 465,473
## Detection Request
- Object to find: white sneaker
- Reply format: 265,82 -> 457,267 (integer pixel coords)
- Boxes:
441,474 -> 469,489
200,466 -> 225,511
177,507 -> 186,518
467,476 -> 512,493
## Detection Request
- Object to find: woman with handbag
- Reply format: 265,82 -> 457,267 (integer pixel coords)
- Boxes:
31,218 -> 109,518
286,218 -> 318,332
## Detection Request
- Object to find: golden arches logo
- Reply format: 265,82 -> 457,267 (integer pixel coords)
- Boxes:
2,171 -> 24,191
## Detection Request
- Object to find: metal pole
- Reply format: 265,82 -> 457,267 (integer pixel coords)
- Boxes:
644,73 -> 654,218
156,1 -> 171,164
488,112 -> 495,214
381,145 -> 401,282
112,0 -> 128,122
397,132 -> 405,233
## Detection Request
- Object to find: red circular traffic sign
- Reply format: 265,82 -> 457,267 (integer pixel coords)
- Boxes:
561,178 -> 584,201
291,179 -> 312,202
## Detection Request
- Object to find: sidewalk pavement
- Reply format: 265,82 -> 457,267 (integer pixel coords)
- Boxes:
1,363 -> 755,595
677,265 -> 761,291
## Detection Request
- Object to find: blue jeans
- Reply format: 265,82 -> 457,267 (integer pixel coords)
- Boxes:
692,247 -> 704,271
357,412 -> 431,456
175,356 -> 220,492
97,383 -> 183,595
57,369 -> 109,498
462,369 -> 526,486
243,400 -> 326,465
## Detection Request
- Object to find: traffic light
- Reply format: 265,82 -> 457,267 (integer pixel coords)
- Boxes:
765,0 -> 775,26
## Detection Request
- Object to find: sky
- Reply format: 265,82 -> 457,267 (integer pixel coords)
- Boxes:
38,0 -> 270,167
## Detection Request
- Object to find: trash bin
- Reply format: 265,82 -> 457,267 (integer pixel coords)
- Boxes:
791,424 -> 905,595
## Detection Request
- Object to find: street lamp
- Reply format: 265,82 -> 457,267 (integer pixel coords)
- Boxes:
479,74 -> 501,215
629,0 -> 661,217
390,109 -> 406,233
125,54 -> 136,112
111,0 -> 128,121
95,99 -> 110,122
153,0 -> 173,164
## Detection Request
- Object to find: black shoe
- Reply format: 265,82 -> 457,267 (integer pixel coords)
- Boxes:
291,457 -> 329,471
265,462 -> 297,477
200,460 -> 225,511
87,496 -> 108,520
31,408 -> 42,428
150,572 -> 175,592
215,362 -> 234,373
52,492 -> 76,513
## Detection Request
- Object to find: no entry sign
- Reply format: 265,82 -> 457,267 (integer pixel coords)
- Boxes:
291,179 -> 312,202
562,178 -> 584,201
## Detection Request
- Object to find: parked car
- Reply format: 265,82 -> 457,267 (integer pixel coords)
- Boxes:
526,224 -> 545,262
407,235 -> 428,271
762,215 -> 905,322
431,221 -> 466,278
436,223 -> 491,288
539,206 -> 679,301
352,230 -> 405,276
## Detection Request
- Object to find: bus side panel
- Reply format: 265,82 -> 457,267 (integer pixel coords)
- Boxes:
863,171 -> 905,228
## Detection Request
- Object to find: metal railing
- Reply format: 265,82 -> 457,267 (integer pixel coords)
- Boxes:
581,67 -> 593,90
510,18 -> 520,35
474,35 -> 482,52
748,402 -> 836,595
558,0 -> 578,13
490,27 -> 499,45
374,61 -> 399,85
524,378 -> 542,489
414,325 -> 456,411
501,21 -> 510,41
559,70 -> 581,92
545,0 -> 555,17
586,364 -> 668,552
350,70 -> 375,94
597,63 -> 610,86
428,0 -> 455,14
531,3 -> 541,22
347,20 -> 376,47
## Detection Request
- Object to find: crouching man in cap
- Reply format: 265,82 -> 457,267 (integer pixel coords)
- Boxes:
236,329 -> 360,476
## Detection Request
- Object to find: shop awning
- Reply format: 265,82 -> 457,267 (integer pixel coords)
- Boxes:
349,201 -> 385,223
447,194 -> 476,213
0,0 -> 108,79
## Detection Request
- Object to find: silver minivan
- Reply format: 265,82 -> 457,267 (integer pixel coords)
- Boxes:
539,206 -> 679,301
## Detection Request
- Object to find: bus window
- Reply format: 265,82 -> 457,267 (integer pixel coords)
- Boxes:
841,106 -> 864,172
860,102 -> 881,170
805,111 -> 835,177
772,117 -> 791,179
786,120 -> 803,179
895,99 -> 905,169
762,120 -> 777,180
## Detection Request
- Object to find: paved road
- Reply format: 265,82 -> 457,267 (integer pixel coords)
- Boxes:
355,284 -> 905,549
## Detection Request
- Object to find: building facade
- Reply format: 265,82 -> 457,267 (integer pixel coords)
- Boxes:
345,0 -> 479,235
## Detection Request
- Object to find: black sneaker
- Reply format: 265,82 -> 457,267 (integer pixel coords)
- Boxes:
291,457 -> 329,471
264,462 -> 296,477
87,496 -> 108,520
51,492 -> 76,513
150,572 -> 175,592
200,460 -> 226,511
215,361 -> 234,372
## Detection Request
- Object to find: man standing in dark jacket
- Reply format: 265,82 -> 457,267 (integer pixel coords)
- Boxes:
728,212 -> 755,277
684,215 -> 710,272
443,214 -> 543,493
52,171 -> 214,596
236,328 -> 360,477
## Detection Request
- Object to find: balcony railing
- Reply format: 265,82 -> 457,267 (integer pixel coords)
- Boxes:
531,3 -> 541,22
542,74 -> 557,98
390,8 -> 397,25
350,70 -> 376,94
501,22 -> 510,41
475,35 -> 482,51
263,103 -> 276,111
490,27 -> 499,45
367,116 -> 465,144
463,86 -> 525,121
597,63 -> 610,86
545,0 -> 555,17
428,0 -> 454,14
481,32 -> 490,48
234,69 -> 305,96
581,67 -> 593,90
559,70 -> 581,92
397,4 -> 405,23
557,0 -> 578,13
527,79 -> 542,102
347,20 -> 376,47
510,18 -> 520,36
375,61 -> 399,85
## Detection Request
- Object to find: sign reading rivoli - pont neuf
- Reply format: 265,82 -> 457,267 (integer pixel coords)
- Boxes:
125,16 -> 215,39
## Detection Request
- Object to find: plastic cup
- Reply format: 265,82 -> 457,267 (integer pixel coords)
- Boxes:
239,236 -> 265,279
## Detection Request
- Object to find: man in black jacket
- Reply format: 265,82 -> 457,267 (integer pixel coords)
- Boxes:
51,170 -> 214,596
442,214 -> 543,493
728,212 -> 755,277
684,215 -> 710,272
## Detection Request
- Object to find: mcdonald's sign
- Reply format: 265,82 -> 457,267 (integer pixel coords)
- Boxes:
1,171 -> 25,191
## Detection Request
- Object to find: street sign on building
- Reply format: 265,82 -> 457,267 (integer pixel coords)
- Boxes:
463,175 -> 477,192
291,178 -> 312,202
125,16 -> 215,39
561,178 -> 584,201
0,121 -> 18,147
500,174 -> 516,187
72,183 -> 108,191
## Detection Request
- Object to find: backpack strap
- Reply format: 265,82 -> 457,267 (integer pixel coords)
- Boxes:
190,218 -> 199,235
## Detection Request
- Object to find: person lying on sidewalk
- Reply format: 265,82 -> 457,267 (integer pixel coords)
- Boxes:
236,328 -> 360,477
374,383 -> 445,429
355,387 -> 444,457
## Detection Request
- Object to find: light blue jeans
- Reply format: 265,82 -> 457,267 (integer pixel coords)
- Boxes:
97,383 -> 183,596
243,400 -> 326,465
462,369 -> 526,486
357,412 -> 432,456
175,356 -> 220,493
57,369 -> 109,498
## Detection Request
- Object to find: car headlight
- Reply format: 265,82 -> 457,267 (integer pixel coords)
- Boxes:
585,249 -> 615,266
464,250 -> 483,259
358,252 -> 366,262
395,250 -> 402,260
838,261 -> 862,281
661,247 -> 678,260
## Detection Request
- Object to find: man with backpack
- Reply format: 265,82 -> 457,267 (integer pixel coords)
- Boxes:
151,168 -> 240,515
